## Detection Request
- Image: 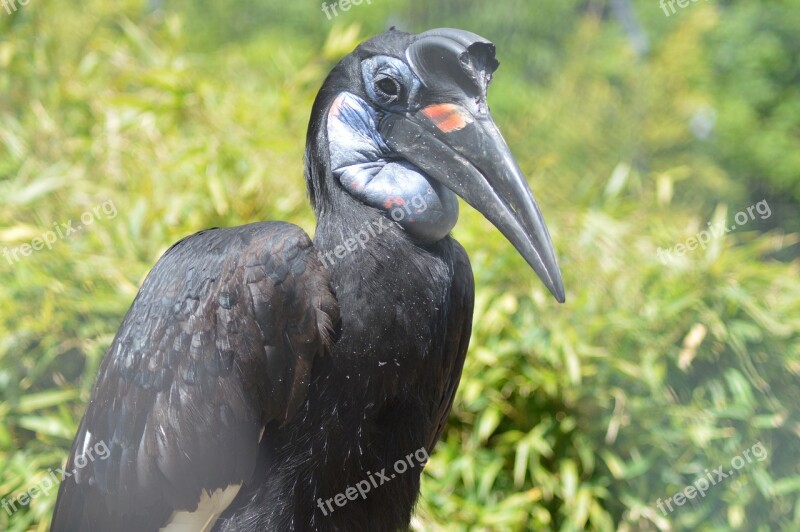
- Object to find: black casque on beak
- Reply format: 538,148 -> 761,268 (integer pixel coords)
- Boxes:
379,29 -> 565,302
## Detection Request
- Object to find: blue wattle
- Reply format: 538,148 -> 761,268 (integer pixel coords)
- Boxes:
327,92 -> 459,243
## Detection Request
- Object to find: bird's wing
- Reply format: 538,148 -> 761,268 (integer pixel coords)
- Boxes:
51,222 -> 338,532
427,241 -> 475,451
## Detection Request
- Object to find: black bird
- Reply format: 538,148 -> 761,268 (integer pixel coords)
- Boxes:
52,28 -> 564,531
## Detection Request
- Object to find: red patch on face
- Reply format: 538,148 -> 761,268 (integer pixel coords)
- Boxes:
329,95 -> 345,118
383,197 -> 407,210
421,103 -> 473,133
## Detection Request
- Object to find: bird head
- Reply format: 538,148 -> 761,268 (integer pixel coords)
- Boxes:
305,28 -> 564,303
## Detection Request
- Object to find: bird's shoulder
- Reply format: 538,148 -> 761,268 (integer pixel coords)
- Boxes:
108,221 -> 339,420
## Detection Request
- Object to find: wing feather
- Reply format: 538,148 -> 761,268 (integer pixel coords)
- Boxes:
52,222 -> 338,531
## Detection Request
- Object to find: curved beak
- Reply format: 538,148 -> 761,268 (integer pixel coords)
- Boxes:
380,103 -> 565,303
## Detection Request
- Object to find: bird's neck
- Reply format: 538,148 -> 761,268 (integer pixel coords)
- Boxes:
312,200 -> 456,387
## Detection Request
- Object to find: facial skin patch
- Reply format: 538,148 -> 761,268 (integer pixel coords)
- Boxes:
421,103 -> 474,133
326,91 -> 460,243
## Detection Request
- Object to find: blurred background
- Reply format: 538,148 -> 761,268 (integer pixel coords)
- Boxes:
1,0 -> 798,530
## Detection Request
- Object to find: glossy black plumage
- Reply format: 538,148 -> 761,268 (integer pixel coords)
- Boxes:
52,223 -> 339,530
53,27 -> 562,532
214,217 -> 474,530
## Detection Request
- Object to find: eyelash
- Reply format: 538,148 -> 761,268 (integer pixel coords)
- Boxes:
374,75 -> 401,103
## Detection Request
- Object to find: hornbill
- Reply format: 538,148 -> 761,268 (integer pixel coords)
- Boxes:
52,28 -> 564,531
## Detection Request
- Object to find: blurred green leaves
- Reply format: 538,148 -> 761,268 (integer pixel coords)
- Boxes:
1,1 -> 799,531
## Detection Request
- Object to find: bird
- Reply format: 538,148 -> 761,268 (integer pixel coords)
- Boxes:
51,27 -> 564,532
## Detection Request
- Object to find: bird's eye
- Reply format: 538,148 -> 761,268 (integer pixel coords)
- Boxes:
374,75 -> 401,103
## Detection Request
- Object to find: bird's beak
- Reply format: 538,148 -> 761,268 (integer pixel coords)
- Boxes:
380,103 -> 565,303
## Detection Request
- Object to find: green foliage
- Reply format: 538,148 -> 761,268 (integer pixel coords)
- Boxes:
1,1 -> 798,531
705,1 -> 800,205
